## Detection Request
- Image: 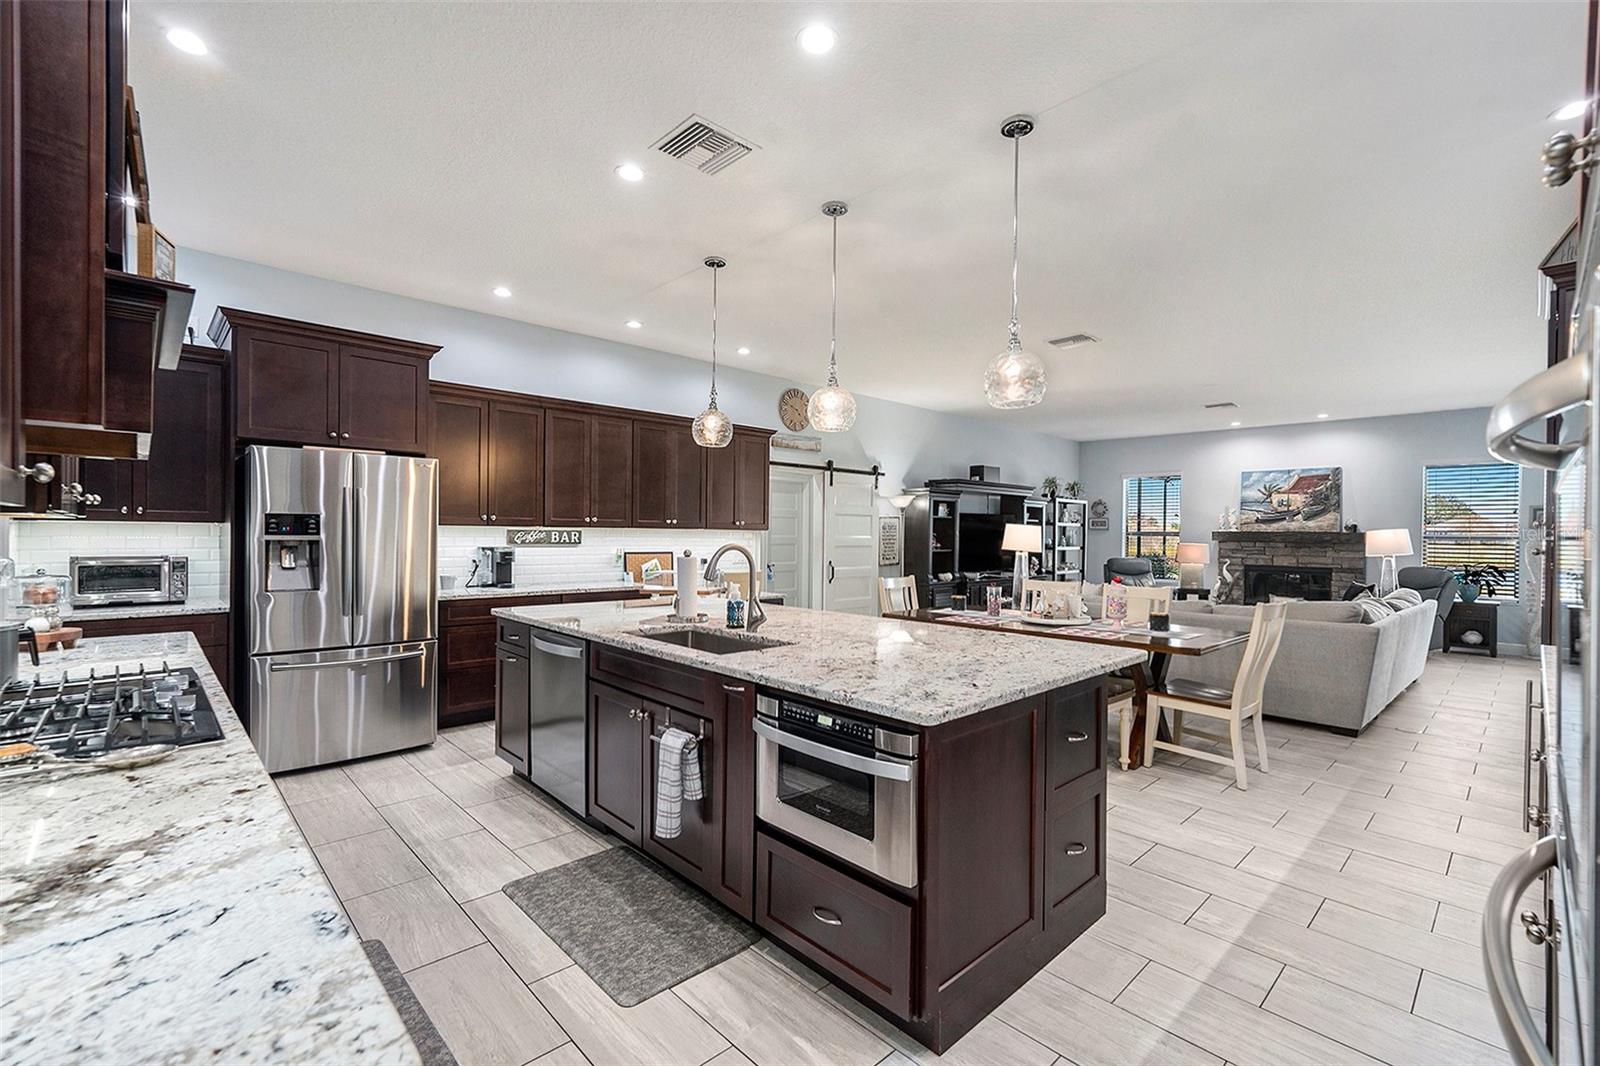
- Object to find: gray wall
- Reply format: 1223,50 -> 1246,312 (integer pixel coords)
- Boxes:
177,249 -> 1079,499
1077,408 -> 1542,652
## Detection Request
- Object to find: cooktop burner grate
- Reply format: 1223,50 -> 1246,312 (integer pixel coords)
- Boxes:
0,663 -> 222,759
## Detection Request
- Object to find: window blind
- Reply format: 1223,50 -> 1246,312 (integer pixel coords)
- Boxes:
1123,474 -> 1182,573
1422,463 -> 1520,597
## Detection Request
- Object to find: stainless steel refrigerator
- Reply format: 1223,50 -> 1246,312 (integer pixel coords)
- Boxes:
243,445 -> 438,773
1483,135 -> 1597,1062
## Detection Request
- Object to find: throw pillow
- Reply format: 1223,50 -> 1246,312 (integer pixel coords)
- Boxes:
1353,596 -> 1396,623
1383,587 -> 1424,610
1341,582 -> 1376,601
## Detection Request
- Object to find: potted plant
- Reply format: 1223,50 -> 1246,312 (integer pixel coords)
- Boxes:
1063,479 -> 1085,500
1456,564 -> 1508,602
1039,476 -> 1061,498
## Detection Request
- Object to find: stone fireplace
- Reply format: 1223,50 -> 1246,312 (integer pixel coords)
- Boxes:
1212,530 -> 1366,605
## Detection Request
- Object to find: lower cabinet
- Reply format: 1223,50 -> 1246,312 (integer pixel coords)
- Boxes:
587,681 -> 647,846
70,612 -> 231,697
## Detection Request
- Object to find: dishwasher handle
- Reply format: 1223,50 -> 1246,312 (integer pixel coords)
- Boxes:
530,636 -> 584,659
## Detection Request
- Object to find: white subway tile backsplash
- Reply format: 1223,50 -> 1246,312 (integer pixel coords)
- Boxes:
437,526 -> 763,588
9,521 -> 230,602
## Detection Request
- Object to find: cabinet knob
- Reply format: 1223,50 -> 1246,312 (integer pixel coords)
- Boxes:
328,431 -> 338,439
135,506 -> 144,515
120,506 -> 129,515
482,514 -> 488,521
490,514 -> 496,521
341,432 -> 350,439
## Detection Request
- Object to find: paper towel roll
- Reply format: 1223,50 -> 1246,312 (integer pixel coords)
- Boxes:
674,552 -> 699,619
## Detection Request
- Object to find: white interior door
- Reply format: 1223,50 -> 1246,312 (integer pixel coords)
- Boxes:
823,471 -> 880,616
763,467 -> 822,608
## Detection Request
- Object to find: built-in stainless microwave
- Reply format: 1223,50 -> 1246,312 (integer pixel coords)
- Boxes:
70,556 -> 188,606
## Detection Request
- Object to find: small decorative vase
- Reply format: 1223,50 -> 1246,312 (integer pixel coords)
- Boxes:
1458,583 -> 1479,604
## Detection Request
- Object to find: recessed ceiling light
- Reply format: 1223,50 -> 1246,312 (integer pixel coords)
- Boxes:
1316,412 -> 1329,419
797,23 -> 837,54
736,346 -> 751,355
1230,421 -> 1242,427
1550,98 -> 1592,121
166,28 -> 207,55
492,286 -> 511,298
614,163 -> 644,182
625,320 -> 642,329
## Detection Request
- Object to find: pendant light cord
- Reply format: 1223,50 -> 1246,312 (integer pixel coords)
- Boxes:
1009,132 -> 1021,349
709,263 -> 719,402
828,213 -> 840,387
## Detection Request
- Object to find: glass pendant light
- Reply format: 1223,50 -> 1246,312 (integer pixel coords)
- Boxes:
984,114 -> 1047,409
807,200 -> 858,432
692,256 -> 734,448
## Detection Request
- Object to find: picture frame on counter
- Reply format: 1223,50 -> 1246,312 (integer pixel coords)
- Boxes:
136,222 -> 176,280
878,514 -> 902,566
506,528 -> 584,546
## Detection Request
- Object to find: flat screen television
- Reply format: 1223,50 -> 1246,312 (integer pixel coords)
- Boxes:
958,513 -> 1013,573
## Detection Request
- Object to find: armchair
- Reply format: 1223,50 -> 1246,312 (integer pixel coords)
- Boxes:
1398,565 -> 1458,649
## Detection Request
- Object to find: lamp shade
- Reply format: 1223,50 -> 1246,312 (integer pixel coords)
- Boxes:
1176,542 -> 1211,565
889,493 -> 916,511
1001,523 -> 1043,553
1365,528 -> 1414,557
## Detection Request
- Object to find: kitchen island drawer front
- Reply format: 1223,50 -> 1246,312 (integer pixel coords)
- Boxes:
590,644 -> 705,707
561,589 -> 648,604
1046,680 -> 1103,794
440,595 -> 561,626
755,832 -> 913,1016
1045,790 -> 1103,917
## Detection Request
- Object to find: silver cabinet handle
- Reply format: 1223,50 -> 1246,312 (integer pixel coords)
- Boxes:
1482,836 -> 1557,1066
120,506 -> 129,515
500,654 -> 519,664
135,506 -> 143,515
752,718 -> 913,781
530,636 -> 584,659
269,649 -> 426,672
481,514 -> 488,521
1066,731 -> 1089,743
811,906 -> 843,926
1486,354 -> 1589,470
12,461 -> 54,483
722,684 -> 747,694
1065,843 -> 1087,856
328,431 -> 338,439
490,514 -> 497,521
341,432 -> 350,439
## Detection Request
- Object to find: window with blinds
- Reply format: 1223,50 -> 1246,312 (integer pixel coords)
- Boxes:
1123,474 -> 1182,576
1422,463 -> 1520,597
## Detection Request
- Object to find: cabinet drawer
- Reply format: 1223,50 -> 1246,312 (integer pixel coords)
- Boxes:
440,595 -> 560,626
590,644 -> 705,707
1046,683 -> 1102,795
497,619 -> 529,648
755,832 -> 913,1017
1045,792 -> 1103,915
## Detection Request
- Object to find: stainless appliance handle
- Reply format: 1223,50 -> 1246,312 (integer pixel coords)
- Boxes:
1485,355 -> 1591,470
269,649 -> 426,672
752,717 -> 913,781
1482,836 -> 1558,1066
1523,680 -> 1540,833
341,486 -> 354,617
530,636 -> 584,659
352,486 -> 365,616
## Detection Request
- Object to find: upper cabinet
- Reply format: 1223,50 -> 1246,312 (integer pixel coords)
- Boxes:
706,429 -> 771,530
633,418 -> 706,528
545,410 -> 633,527
430,384 -> 544,526
210,308 -> 438,455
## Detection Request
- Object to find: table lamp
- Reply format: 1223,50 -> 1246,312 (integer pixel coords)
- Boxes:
1002,523 -> 1043,607
1364,528 -> 1414,596
1176,542 -> 1210,589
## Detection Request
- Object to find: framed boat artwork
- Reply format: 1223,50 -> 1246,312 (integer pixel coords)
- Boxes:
1238,466 -> 1343,531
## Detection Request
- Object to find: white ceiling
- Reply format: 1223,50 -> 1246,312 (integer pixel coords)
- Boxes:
129,1 -> 1584,441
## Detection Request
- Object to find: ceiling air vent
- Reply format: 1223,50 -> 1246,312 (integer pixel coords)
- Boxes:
1046,333 -> 1099,349
652,115 -> 758,175
1203,401 -> 1238,410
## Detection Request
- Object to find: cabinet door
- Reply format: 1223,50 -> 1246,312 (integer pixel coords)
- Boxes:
78,457 -> 133,518
0,1 -> 20,509
234,327 -> 339,445
338,343 -> 429,453
590,415 -> 633,526
641,702 -> 720,892
431,392 -> 488,525
487,401 -> 544,525
587,681 -> 645,846
142,357 -> 225,522
733,432 -> 769,529
705,442 -> 737,529
673,428 -> 706,527
440,620 -> 497,724
632,421 -> 673,527
543,410 -> 591,526
495,643 -> 531,774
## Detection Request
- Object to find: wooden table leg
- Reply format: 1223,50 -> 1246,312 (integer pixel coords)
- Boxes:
1124,653 -> 1172,767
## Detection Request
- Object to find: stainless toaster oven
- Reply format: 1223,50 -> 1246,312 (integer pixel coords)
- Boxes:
69,556 -> 189,606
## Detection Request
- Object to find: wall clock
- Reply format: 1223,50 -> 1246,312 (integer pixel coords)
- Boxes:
1089,499 -> 1109,519
778,388 -> 810,432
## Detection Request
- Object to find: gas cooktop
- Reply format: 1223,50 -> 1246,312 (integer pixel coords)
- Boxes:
0,664 -> 222,759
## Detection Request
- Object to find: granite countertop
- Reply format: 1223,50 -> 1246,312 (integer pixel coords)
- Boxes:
493,601 -> 1144,726
54,596 -> 231,622
0,633 -> 419,1065
439,580 -> 729,601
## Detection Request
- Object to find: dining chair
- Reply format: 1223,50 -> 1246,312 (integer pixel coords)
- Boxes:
1142,601 -> 1288,789
878,575 -> 919,614
1106,676 -> 1139,771
1122,585 -> 1172,625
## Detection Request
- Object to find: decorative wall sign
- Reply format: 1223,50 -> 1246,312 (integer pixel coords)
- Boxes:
878,514 -> 902,567
772,433 -> 822,452
1087,498 -> 1111,531
1239,466 -> 1343,531
506,528 -> 583,546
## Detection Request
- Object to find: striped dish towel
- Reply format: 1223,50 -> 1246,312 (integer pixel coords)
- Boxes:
653,726 -> 704,840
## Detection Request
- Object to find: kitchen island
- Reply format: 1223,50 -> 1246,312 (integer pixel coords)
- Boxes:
492,599 -> 1143,1052
0,633 -> 418,1065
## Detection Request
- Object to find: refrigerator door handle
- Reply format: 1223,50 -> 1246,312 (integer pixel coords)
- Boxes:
352,485 -> 365,617
1482,836 -> 1558,1066
269,649 -> 427,672
341,485 -> 355,617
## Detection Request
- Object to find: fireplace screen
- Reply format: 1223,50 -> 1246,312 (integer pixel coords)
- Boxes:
1243,565 -> 1332,604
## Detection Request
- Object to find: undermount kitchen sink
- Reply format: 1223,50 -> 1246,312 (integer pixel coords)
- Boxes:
637,628 -> 790,655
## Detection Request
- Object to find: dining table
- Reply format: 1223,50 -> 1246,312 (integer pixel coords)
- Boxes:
884,607 -> 1251,758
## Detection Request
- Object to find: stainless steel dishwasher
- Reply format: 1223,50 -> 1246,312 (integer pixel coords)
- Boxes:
527,631 -> 588,817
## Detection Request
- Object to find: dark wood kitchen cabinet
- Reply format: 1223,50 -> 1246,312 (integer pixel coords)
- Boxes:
494,628 -> 531,775
632,418 -> 705,528
430,385 -> 544,526
588,680 -> 647,846
210,308 -> 438,454
705,428 -> 770,530
545,410 -> 633,527
439,594 -> 560,727
0,0 -> 21,508
65,350 -> 227,522
72,612 -> 231,697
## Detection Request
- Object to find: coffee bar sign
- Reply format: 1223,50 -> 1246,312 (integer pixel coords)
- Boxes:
506,528 -> 583,546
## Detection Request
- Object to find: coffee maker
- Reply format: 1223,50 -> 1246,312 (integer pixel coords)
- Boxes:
473,547 -> 515,589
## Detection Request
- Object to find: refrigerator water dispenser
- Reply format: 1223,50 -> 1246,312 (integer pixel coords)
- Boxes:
263,513 -> 322,592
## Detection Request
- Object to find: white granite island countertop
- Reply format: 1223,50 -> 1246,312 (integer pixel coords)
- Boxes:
493,601 -> 1145,725
54,596 -> 231,622
0,633 -> 419,1065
